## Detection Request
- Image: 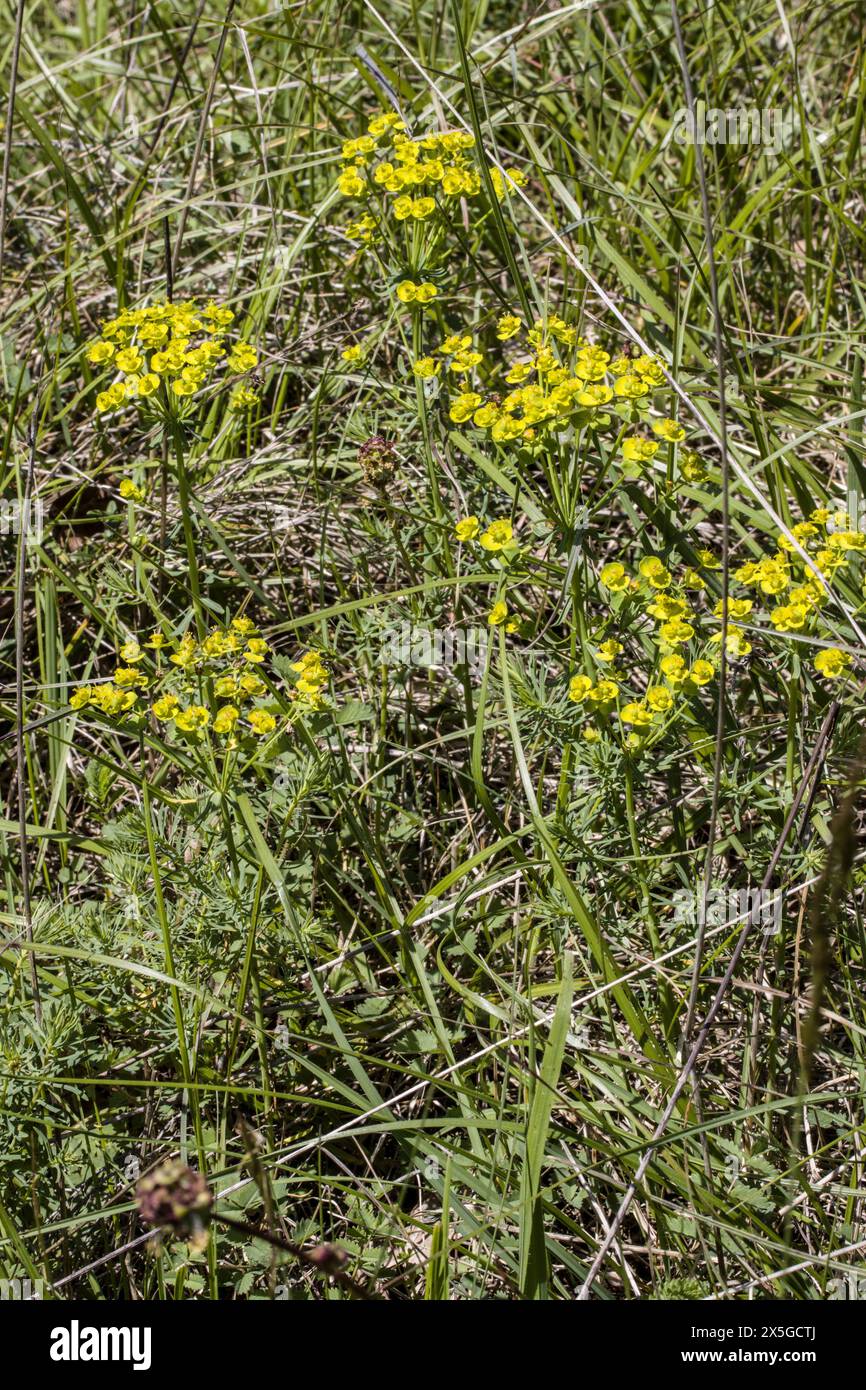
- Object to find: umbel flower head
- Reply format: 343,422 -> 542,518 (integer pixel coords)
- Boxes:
439,313 -> 691,454
290,650 -> 329,710
339,112 -> 529,243
85,297 -> 258,417
137,1159 -> 213,1251
71,615 -> 283,742
358,435 -> 397,484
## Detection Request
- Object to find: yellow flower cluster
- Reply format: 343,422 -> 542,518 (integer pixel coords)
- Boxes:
732,508 -> 865,676
86,298 -> 258,416
567,616 -> 717,745
339,113 -> 528,241
451,514 -> 521,629
453,515 -> 515,552
289,650 -> 329,710
559,546 -> 729,745
578,504 -> 862,745
70,617 -> 279,739
443,316 -> 696,465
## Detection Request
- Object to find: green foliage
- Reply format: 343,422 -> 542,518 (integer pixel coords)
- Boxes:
0,0 -> 864,1302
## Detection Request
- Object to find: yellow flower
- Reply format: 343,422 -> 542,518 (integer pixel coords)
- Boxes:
709,625 -> 751,657
568,675 -> 593,703
770,602 -> 808,632
244,638 -> 269,663
688,660 -> 715,686
490,415 -> 526,442
396,281 -> 437,304
639,556 -> 672,589
449,392 -> 482,423
70,687 -> 92,710
248,709 -> 277,736
213,705 -> 240,734
119,640 -> 142,662
413,356 -> 439,378
170,636 -> 198,669
289,651 -> 328,706
452,350 -> 483,374
152,694 -> 180,721
87,341 -> 115,364
213,675 -> 237,700
828,529 -> 866,552
614,373 -> 650,400
660,654 -> 687,685
587,679 -> 619,703
814,547 -> 845,575
229,343 -> 258,372
652,419 -> 685,443
172,378 -> 198,397
697,549 -> 721,570
241,673 -> 268,698
119,479 -> 145,503
230,386 -> 260,410
490,165 -> 528,200
146,632 -> 167,650
175,705 -> 210,732
777,522 -> 818,552
576,382 -> 613,408
646,594 -> 688,621
202,631 -> 230,659
759,566 -> 789,596
96,382 -> 128,412
659,618 -> 695,645
600,561 -> 630,593
622,437 -> 659,464
488,600 -> 509,626
115,348 -> 143,373
713,598 -> 752,620
479,519 -> 513,552
455,515 -> 480,542
338,168 -> 366,197
680,453 -> 708,483
341,344 -> 364,363
368,112 -> 405,137
596,639 -> 623,663
441,334 -> 471,355
620,702 -> 653,727
138,322 -> 169,347
91,686 -> 137,717
113,666 -> 146,689
646,686 -> 673,713
814,648 -> 851,680
496,314 -> 522,341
